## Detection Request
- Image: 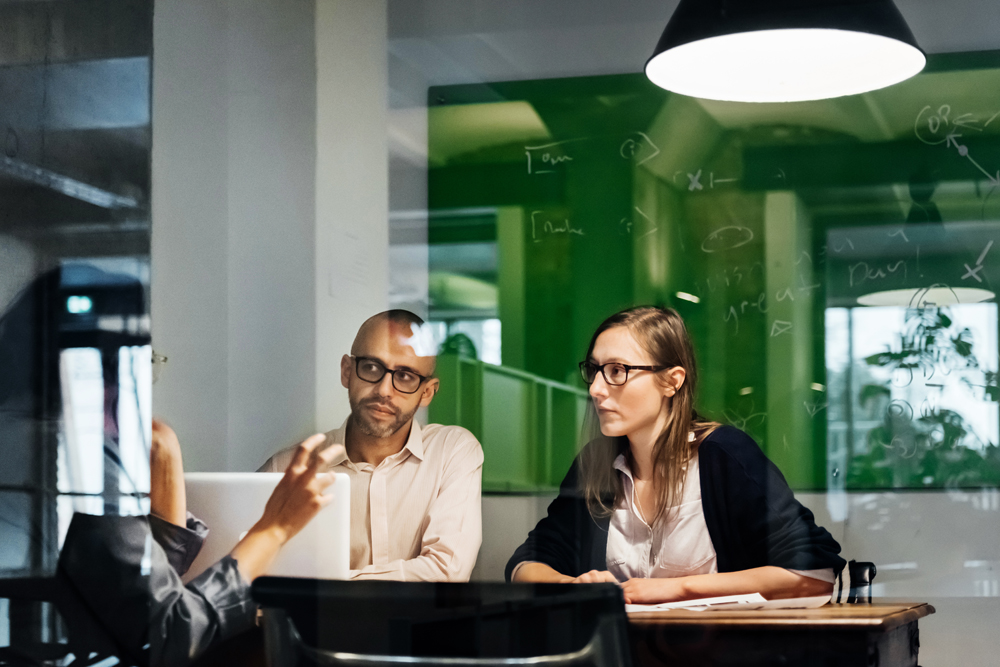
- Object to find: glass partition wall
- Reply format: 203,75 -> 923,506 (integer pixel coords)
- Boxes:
0,2 -> 996,665
388,5 -> 1000,665
0,0 -> 152,649
411,64 -> 1000,494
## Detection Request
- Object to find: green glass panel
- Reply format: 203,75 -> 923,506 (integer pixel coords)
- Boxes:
428,51 -> 1000,492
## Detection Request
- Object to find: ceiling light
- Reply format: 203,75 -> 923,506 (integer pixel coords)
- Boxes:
675,291 -> 701,303
646,0 -> 926,103
856,286 -> 995,308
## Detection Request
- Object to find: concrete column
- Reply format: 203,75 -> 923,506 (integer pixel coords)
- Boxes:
314,0 -> 389,431
764,191 -> 817,488
151,0 -> 231,472
152,0 -> 319,471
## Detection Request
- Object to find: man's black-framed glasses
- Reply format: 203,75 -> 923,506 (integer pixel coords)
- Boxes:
353,356 -> 430,394
579,360 -> 666,386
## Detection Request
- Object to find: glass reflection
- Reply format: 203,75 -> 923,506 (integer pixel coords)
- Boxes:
827,303 -> 999,490
0,0 -> 152,653
410,56 -> 1000,499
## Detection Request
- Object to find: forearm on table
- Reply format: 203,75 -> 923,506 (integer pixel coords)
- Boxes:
350,546 -> 479,582
672,566 -> 834,601
511,562 -> 572,583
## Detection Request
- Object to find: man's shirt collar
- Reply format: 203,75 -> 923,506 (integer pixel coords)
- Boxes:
328,417 -> 426,467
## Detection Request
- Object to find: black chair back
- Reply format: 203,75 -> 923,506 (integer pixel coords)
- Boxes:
836,560 -> 878,604
252,579 -> 632,667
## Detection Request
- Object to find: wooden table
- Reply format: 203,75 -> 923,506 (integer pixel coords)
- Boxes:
627,602 -> 935,667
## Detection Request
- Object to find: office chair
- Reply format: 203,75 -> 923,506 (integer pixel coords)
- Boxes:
252,579 -> 633,667
0,572 -> 129,666
835,560 -> 878,604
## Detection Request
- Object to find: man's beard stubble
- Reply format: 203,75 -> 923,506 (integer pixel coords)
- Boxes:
348,395 -> 419,439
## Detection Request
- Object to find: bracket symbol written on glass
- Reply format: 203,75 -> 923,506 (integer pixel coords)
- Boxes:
524,138 -> 586,175
529,210 -> 585,242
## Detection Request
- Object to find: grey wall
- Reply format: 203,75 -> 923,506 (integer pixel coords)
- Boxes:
152,0 -> 389,471
152,0 -> 318,472
313,0 -> 390,434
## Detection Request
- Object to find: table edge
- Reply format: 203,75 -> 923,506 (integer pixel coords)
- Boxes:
627,602 -> 936,631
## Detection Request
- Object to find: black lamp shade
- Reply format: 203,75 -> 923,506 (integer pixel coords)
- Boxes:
646,0 -> 926,102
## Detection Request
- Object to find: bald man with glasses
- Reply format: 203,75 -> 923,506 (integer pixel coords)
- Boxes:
259,310 -> 483,581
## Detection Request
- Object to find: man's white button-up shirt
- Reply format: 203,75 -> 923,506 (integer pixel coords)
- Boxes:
259,420 -> 483,581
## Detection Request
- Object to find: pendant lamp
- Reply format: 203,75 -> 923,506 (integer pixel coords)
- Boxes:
645,0 -> 926,103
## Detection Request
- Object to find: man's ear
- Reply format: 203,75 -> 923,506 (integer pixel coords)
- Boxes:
341,355 -> 353,389
419,378 -> 440,408
664,367 -> 686,397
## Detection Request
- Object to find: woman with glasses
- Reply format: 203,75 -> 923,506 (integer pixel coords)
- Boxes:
506,306 -> 844,605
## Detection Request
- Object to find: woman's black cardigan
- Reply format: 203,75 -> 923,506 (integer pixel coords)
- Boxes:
505,426 -> 846,581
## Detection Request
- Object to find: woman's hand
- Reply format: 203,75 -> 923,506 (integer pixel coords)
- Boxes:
569,570 -> 619,584
619,578 -> 684,604
150,419 -> 186,526
230,434 -> 342,581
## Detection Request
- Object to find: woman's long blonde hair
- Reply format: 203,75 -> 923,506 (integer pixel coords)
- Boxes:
578,306 -> 718,523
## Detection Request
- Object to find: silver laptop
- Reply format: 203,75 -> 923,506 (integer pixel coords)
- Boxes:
181,472 -> 351,583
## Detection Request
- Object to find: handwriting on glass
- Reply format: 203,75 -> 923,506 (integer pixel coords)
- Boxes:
524,139 -> 582,175
530,210 -> 585,242
701,226 -> 754,253
848,260 -> 907,287
915,104 -> 1000,186
619,131 -> 660,165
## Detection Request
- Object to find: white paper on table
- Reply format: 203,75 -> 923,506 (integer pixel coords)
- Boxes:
625,594 -> 832,613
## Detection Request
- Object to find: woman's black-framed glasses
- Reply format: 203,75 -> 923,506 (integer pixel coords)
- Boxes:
353,356 -> 430,394
578,360 -> 666,386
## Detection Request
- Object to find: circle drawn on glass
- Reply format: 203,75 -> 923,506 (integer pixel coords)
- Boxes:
701,226 -> 754,253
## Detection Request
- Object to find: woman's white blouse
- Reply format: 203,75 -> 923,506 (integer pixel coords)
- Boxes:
606,453 -> 834,584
